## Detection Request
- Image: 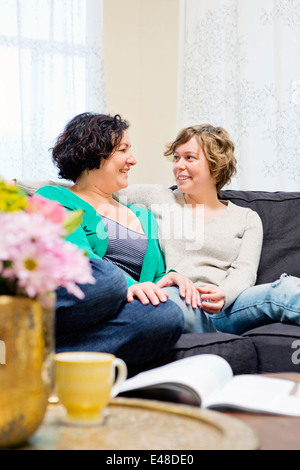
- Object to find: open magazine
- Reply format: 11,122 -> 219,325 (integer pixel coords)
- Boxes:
119,355 -> 300,416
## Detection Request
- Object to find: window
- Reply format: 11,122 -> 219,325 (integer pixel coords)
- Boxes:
0,0 -> 106,180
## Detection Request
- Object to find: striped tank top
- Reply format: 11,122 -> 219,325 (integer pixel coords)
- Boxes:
101,215 -> 148,281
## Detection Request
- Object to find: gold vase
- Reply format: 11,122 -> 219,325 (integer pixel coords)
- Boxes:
0,295 -> 55,448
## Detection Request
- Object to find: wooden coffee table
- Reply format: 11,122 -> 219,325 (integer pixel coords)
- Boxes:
225,373 -> 300,450
19,373 -> 300,450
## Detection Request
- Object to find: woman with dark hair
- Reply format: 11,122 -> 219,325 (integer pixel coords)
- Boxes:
51,113 -> 129,183
36,113 -> 216,364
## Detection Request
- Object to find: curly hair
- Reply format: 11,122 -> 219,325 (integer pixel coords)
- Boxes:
164,124 -> 237,194
51,113 -> 129,182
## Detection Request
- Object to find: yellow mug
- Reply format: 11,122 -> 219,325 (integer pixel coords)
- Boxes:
55,352 -> 127,425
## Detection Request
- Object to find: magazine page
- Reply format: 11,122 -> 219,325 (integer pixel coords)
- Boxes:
203,374 -> 300,416
120,354 -> 233,405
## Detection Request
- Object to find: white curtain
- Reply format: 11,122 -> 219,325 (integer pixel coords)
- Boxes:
178,0 -> 300,191
0,0 -> 106,180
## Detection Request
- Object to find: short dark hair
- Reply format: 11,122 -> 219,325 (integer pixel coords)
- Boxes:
51,112 -> 129,182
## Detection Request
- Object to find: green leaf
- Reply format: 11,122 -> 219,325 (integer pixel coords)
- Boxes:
62,210 -> 84,236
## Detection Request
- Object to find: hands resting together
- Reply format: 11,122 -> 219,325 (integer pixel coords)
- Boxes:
127,272 -> 225,314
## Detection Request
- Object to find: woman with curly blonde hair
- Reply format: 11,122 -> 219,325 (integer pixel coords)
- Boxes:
164,124 -> 237,195
120,123 -> 300,334
17,122 -> 300,335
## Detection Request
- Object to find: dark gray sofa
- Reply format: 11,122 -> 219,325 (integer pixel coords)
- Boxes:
150,189 -> 300,376
17,181 -> 300,376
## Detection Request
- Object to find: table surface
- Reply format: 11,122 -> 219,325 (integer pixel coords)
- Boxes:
226,373 -> 300,450
23,398 -> 259,451
21,372 -> 300,451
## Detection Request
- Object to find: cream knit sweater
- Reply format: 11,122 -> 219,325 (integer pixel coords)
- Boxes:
118,184 -> 263,308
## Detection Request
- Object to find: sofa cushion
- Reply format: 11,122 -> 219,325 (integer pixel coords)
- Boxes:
243,322 -> 300,373
169,332 -> 258,375
128,332 -> 258,378
221,190 -> 300,285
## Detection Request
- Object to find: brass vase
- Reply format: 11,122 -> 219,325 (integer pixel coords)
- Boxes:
0,295 -> 55,448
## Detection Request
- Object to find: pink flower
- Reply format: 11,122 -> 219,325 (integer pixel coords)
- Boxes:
3,240 -> 61,297
27,194 -> 69,225
0,207 -> 95,300
41,238 -> 96,299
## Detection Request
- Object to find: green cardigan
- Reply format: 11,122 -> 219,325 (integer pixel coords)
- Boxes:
36,185 -> 166,287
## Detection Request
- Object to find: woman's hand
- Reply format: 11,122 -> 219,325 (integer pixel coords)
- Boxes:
127,282 -> 169,306
156,272 -> 201,309
196,284 -> 225,314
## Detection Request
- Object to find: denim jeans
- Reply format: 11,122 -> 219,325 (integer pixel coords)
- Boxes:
55,259 -> 184,366
210,274 -> 300,335
164,286 -> 217,333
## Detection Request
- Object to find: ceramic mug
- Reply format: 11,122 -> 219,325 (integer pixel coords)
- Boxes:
54,351 -> 127,425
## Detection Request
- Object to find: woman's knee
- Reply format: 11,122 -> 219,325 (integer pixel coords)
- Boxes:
126,299 -> 184,361
267,273 -> 300,304
270,273 -> 300,291
156,299 -> 185,336
163,286 -> 216,333
128,298 -> 184,343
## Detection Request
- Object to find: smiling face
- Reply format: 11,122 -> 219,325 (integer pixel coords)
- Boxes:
172,136 -> 216,196
96,131 -> 136,193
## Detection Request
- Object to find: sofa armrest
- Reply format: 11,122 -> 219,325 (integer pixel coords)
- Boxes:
14,179 -> 70,195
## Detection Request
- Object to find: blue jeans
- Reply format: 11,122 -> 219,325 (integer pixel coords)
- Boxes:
210,274 -> 300,335
164,286 -> 217,333
55,259 -> 184,366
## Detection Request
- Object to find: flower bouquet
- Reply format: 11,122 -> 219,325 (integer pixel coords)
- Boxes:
0,181 -> 96,448
0,181 -> 95,302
